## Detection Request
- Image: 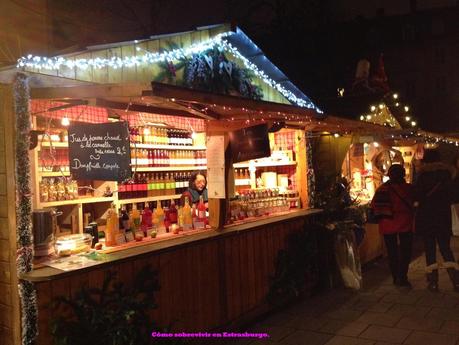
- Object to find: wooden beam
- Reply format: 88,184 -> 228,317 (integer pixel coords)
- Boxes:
30,83 -> 151,100
147,82 -> 318,119
173,100 -> 220,120
95,98 -> 200,119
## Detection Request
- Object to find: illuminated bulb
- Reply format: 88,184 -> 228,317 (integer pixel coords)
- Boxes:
191,132 -> 197,139
366,115 -> 372,120
61,116 -> 70,126
395,102 -> 400,107
373,142 -> 379,147
411,121 -> 417,127
143,127 -> 151,135
405,116 -> 411,121
379,104 -> 384,109
370,105 -> 376,112
333,133 -> 340,138
393,93 -> 398,99
404,106 -> 409,112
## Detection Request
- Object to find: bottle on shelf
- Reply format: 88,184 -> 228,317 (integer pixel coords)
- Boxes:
39,180 -> 49,202
182,197 -> 193,231
167,199 -> 178,225
141,173 -> 148,198
141,203 -> 153,236
153,200 -> 166,235
48,178 -> 57,202
193,195 -> 207,229
120,206 -> 130,231
105,204 -> 119,247
129,203 -> 141,232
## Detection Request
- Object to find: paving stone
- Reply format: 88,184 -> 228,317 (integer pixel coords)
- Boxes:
425,307 -> 459,321
263,311 -> 296,327
278,330 -> 332,345
351,301 -> 393,313
285,316 -> 329,331
403,330 -> 459,345
359,325 -> 411,343
319,320 -> 369,337
324,335 -> 375,345
386,303 -> 431,317
395,316 -> 443,331
416,294 -> 459,308
440,320 -> 459,335
381,293 -> 421,305
356,311 -> 403,327
250,325 -> 295,342
325,309 -> 363,322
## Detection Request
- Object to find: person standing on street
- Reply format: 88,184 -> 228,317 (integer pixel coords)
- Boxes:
414,149 -> 459,292
371,164 -> 415,287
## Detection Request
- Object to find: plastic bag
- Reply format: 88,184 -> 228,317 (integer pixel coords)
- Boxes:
452,204 -> 459,236
334,227 -> 362,290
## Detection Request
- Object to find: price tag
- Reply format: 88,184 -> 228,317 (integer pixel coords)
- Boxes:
115,233 -> 127,245
125,231 -> 134,242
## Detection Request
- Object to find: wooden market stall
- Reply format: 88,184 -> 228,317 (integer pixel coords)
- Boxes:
0,24 -> 332,345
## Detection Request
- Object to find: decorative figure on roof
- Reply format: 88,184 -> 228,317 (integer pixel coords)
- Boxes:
351,59 -> 372,93
370,54 -> 390,94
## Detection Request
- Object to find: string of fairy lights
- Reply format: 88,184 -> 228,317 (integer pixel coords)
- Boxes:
16,30 -> 457,146
16,31 -> 321,112
358,92 -> 458,147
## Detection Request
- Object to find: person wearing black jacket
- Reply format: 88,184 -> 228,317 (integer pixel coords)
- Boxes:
414,149 -> 459,292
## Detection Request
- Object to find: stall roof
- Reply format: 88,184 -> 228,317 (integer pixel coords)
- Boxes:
12,24 -> 322,116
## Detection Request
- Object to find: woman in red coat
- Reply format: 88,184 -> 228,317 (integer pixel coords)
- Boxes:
371,164 -> 415,287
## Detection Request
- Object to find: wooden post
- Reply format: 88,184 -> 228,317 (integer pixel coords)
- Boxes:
296,130 -> 309,209
0,83 -> 20,345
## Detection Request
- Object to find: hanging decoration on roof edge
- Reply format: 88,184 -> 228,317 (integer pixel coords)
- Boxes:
154,43 -> 264,100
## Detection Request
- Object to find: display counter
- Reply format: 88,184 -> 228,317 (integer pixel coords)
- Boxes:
22,208 -> 322,345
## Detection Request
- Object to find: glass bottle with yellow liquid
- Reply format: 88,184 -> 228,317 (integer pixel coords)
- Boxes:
153,200 -> 166,235
182,197 -> 193,231
105,203 -> 119,247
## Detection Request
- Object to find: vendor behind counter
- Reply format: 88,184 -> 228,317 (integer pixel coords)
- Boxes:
181,171 -> 208,206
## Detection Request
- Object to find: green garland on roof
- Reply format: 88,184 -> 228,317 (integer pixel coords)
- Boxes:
14,72 -> 38,345
154,43 -> 263,100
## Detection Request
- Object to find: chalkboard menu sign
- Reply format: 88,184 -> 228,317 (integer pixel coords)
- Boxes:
229,124 -> 271,163
68,122 -> 132,181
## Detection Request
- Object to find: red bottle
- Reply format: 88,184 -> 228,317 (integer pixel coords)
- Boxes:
197,195 -> 206,222
167,199 -> 178,224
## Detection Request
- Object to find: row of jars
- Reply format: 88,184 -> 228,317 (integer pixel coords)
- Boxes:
131,149 -> 206,167
130,127 -> 194,146
39,177 -> 79,202
229,188 -> 292,221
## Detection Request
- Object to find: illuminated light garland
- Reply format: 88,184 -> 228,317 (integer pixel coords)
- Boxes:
17,32 -> 321,111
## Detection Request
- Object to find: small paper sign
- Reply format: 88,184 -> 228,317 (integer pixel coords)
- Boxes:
125,231 -> 134,242
115,233 -> 127,245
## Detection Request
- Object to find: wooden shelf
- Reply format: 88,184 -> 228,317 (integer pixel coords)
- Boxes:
38,142 -> 68,148
38,171 -> 71,177
39,142 -> 206,151
233,161 -> 297,168
131,144 -> 206,150
117,194 -> 181,205
39,196 -> 115,208
134,166 -> 207,172
235,179 -> 251,186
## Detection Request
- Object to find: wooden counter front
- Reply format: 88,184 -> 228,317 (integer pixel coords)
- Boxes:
24,209 -> 322,344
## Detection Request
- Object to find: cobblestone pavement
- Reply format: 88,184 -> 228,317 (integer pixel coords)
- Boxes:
224,237 -> 459,345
